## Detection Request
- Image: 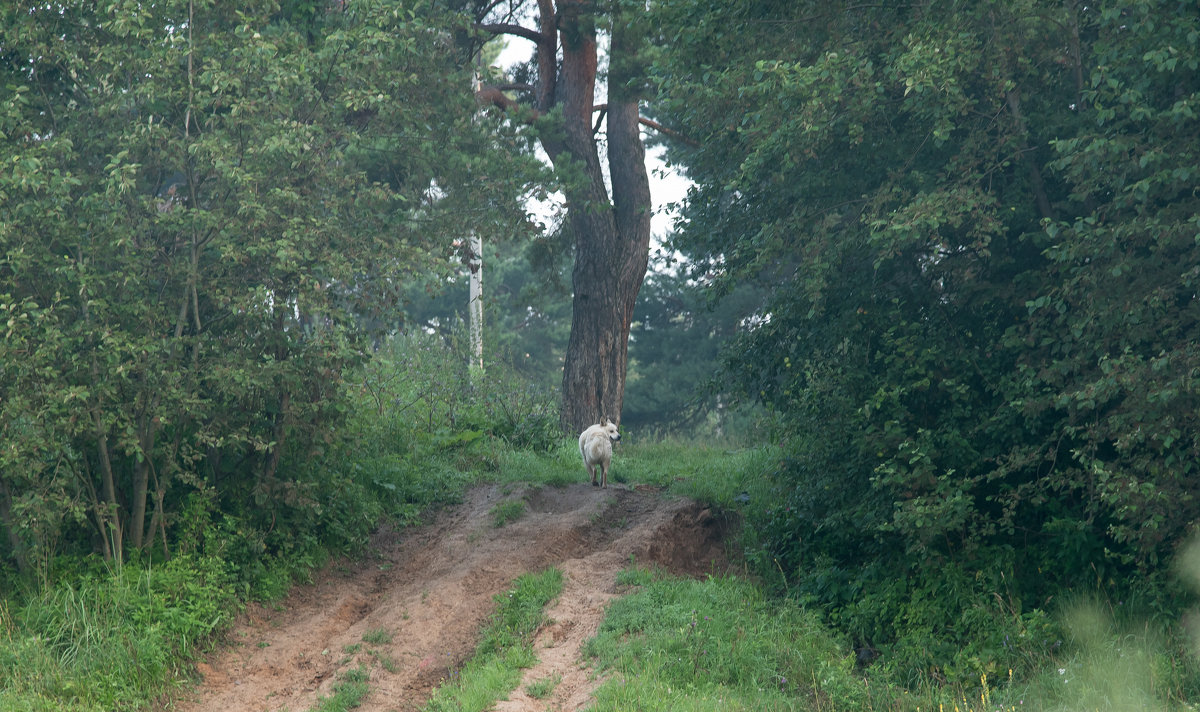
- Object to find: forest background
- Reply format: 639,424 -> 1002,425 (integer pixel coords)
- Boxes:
2,0 -> 1200,710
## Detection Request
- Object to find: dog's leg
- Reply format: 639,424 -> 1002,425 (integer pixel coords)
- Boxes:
590,464 -> 598,487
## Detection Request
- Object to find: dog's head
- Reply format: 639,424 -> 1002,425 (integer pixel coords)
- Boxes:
601,419 -> 621,443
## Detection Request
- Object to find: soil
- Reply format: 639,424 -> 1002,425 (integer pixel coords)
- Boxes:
170,482 -> 736,712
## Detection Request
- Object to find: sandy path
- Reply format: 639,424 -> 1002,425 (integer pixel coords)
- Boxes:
169,482 -> 733,712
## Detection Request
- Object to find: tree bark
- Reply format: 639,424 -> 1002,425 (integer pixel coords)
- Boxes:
0,479 -> 29,574
475,1 -> 654,432
92,408 -> 124,564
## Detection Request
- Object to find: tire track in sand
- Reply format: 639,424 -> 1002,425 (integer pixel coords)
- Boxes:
172,482 -> 734,712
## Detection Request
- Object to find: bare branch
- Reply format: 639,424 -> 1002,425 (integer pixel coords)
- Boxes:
494,82 -> 536,93
474,22 -> 544,45
592,106 -> 607,137
636,116 -> 699,147
592,103 -> 699,146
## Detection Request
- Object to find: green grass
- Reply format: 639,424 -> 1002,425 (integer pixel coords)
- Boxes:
618,438 -> 774,505
310,666 -> 370,712
0,555 -> 237,712
494,442 -> 585,487
489,435 -> 775,514
362,627 -> 393,645
422,567 -> 563,712
578,566 -> 1200,712
525,672 -> 562,699
583,569 -> 872,712
490,499 -> 527,528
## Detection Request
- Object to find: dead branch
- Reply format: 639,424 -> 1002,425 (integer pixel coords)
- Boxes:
474,22 -> 545,45
592,103 -> 698,146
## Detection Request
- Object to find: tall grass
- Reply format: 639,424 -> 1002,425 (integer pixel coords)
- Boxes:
617,437 -> 775,506
584,570 -> 872,711
581,567 -> 1200,712
0,555 -> 236,712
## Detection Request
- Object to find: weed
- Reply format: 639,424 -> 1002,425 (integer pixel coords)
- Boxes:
310,666 -> 370,712
525,672 -> 562,699
372,650 -> 400,673
362,628 -> 393,645
615,565 -> 662,587
490,499 -> 527,528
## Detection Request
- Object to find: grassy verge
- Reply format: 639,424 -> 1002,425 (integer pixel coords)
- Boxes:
0,555 -> 237,712
2,382 -> 1194,712
422,567 -> 564,712
584,568 -> 872,711
576,565 -> 1200,712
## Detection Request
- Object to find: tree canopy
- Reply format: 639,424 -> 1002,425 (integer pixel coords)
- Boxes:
0,0 -> 538,574
651,0 -> 1200,676
3,0 -> 1199,687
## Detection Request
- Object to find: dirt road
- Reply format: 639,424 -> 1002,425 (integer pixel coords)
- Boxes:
171,482 -> 734,712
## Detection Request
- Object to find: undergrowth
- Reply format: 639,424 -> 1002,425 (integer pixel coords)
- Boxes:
0,555 -> 237,712
585,570 -> 871,711
3,332 -> 1198,712
583,568 -> 1200,712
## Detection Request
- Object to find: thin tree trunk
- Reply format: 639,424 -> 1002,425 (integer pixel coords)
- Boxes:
468,233 -> 483,373
92,408 -> 124,564
263,390 -> 290,485
1006,88 -> 1056,221
130,413 -> 153,550
75,442 -> 113,560
0,479 -> 29,574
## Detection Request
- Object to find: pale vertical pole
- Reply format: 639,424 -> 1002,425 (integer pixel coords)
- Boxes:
469,54 -> 485,378
468,233 -> 483,374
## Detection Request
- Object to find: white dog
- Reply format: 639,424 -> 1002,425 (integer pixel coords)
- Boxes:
579,420 -> 621,488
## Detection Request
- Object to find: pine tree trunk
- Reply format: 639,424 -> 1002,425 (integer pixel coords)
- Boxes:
547,0 -> 652,433
477,1 -> 653,432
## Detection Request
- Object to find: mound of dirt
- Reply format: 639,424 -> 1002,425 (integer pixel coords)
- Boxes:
171,483 -> 736,712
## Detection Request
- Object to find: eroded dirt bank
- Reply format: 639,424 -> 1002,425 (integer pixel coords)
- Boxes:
171,482 -> 734,712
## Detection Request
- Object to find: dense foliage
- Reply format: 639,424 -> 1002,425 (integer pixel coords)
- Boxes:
651,0 -> 1200,682
0,0 -> 537,581
0,328 -> 567,710
624,265 -> 767,437
4,0 -> 1199,705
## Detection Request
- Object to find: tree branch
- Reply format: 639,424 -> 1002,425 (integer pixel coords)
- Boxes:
477,89 -> 699,149
494,82 -> 536,93
475,85 -> 534,116
474,22 -> 545,45
591,103 -> 698,146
